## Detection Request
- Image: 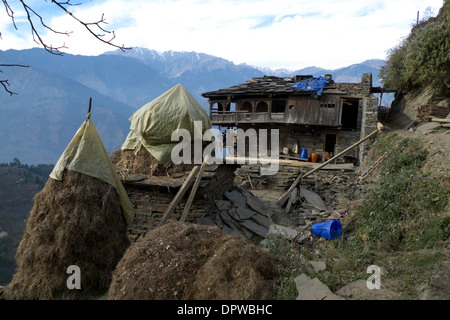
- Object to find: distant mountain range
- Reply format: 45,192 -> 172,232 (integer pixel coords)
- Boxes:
0,47 -> 387,164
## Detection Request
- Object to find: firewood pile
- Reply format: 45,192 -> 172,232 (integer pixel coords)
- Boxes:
417,105 -> 450,122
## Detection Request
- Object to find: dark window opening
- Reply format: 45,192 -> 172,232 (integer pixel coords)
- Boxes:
241,102 -> 252,112
341,98 -> 359,129
273,100 -> 286,113
324,133 -> 337,152
256,101 -> 268,112
324,133 -> 337,160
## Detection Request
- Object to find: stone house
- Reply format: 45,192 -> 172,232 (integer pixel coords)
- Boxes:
202,73 -> 379,165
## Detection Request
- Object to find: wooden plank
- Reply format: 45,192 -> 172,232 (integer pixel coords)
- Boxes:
157,165 -> 199,227
224,155 -> 292,165
285,187 -> 299,213
289,161 -> 355,170
431,117 -> 450,123
143,203 -> 168,213
122,175 -> 147,183
357,152 -> 388,184
277,128 -> 380,207
279,154 -> 308,161
180,156 -> 210,222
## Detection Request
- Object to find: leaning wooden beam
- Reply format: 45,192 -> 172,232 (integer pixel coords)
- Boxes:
277,128 -> 381,207
431,117 -> 450,123
357,151 -> 389,184
157,165 -> 200,227
180,156 -> 210,222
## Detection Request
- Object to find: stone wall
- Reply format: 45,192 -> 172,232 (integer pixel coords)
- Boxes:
359,95 -> 379,170
124,164 -> 236,242
235,163 -> 363,210
286,128 -> 361,163
334,72 -> 372,97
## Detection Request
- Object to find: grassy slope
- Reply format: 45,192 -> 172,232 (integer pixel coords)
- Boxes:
313,131 -> 450,299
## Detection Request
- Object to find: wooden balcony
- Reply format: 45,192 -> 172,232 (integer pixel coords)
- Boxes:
210,111 -> 286,124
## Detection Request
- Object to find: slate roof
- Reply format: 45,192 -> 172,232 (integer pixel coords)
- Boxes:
202,75 -> 330,97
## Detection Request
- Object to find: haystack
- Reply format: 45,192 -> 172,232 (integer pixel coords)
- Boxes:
111,146 -> 195,177
119,84 -> 211,170
3,114 -> 134,300
108,221 -> 284,300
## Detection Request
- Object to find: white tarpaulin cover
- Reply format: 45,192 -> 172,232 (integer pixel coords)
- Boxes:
121,84 -> 211,165
50,115 -> 135,226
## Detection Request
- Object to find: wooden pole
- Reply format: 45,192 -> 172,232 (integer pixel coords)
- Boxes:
158,165 -> 199,227
87,97 -> 92,119
277,128 -> 381,207
180,156 -> 210,222
431,117 -> 450,123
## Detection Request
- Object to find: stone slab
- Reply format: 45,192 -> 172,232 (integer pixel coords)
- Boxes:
416,121 -> 442,135
240,219 -> 269,238
268,224 -> 298,241
294,273 -> 345,300
300,188 -> 328,211
335,279 -> 402,300
309,260 -> 327,272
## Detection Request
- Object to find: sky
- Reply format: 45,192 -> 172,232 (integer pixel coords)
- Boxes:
0,0 -> 444,70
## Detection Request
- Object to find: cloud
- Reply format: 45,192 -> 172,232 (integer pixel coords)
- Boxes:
1,0 -> 445,69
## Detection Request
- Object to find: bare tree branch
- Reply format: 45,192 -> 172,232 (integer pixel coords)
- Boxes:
0,64 -> 29,68
51,0 -> 131,52
0,64 -> 29,95
19,0 -> 71,54
0,79 -> 16,95
0,0 -> 131,94
2,0 -> 17,30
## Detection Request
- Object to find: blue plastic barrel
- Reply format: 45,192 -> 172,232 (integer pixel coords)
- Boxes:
300,148 -> 308,159
311,219 -> 342,240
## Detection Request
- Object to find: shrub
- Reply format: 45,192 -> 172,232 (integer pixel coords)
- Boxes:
379,0 -> 450,97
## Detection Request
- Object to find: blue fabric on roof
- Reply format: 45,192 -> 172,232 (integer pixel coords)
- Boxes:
291,76 -> 329,95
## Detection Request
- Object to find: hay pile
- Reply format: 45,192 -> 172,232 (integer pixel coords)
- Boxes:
2,170 -> 130,300
111,147 -> 195,177
108,221 -> 284,300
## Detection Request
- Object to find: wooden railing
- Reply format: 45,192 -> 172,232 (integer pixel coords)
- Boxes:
210,111 -> 285,123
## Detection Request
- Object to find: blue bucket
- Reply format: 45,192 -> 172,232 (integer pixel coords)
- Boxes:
300,148 -> 308,159
311,219 -> 342,240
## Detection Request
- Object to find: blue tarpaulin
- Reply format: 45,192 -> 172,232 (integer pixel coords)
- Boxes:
291,76 -> 329,95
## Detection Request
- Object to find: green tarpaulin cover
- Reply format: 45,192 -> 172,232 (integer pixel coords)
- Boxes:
122,84 -> 211,165
50,115 -> 135,226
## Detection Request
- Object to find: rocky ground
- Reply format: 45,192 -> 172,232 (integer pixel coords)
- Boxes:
248,126 -> 450,300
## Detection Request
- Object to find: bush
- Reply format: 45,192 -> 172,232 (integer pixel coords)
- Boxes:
379,1 -> 450,96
